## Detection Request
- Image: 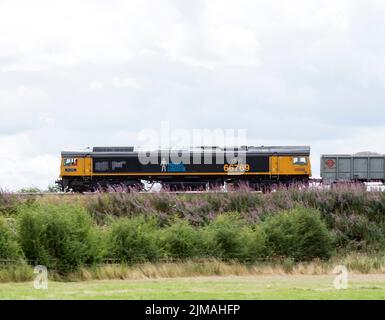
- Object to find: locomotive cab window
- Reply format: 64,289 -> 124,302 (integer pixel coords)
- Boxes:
293,157 -> 307,165
63,158 -> 77,166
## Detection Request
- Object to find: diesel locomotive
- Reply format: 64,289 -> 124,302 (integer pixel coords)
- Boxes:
57,146 -> 312,192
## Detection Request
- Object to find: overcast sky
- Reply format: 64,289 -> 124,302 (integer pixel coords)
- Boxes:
1,0 -> 385,190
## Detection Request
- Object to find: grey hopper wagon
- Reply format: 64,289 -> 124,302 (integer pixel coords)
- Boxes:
320,152 -> 385,182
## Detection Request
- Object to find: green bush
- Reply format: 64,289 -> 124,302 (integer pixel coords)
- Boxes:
17,204 -> 103,271
0,217 -> 23,261
246,225 -> 267,261
262,207 -> 332,261
203,213 -> 266,262
107,216 -> 161,263
333,213 -> 385,251
161,220 -> 204,259
0,190 -> 24,216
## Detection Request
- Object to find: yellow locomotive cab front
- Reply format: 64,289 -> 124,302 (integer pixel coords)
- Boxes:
59,148 -> 93,191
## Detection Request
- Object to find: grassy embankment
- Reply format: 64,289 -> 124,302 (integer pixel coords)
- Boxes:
1,185 -> 385,285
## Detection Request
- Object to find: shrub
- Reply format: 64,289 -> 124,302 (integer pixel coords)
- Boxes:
226,190 -> 256,212
160,220 -> 204,259
262,207 -> 333,261
86,193 -> 148,223
84,184 -> 385,230
246,225 -> 267,261
203,213 -> 266,262
107,216 -> 161,263
0,190 -> 24,216
332,213 -> 385,251
0,217 -> 23,261
17,204 -> 103,271
18,187 -> 41,193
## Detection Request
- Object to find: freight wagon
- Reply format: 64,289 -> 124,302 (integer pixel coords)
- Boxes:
320,152 -> 385,182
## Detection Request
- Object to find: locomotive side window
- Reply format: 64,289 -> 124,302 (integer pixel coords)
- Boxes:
63,158 -> 77,166
94,160 -> 109,172
293,157 -> 307,165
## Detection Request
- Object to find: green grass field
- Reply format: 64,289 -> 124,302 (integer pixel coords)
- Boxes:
1,274 -> 385,299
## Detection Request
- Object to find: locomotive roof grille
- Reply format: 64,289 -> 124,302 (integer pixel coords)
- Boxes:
93,147 -> 134,152
61,146 -> 310,157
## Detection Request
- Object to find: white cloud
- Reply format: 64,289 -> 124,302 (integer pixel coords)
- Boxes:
0,0 -> 181,70
0,86 -> 47,107
0,133 -> 59,190
111,77 -> 140,89
38,112 -> 55,126
89,81 -> 103,91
